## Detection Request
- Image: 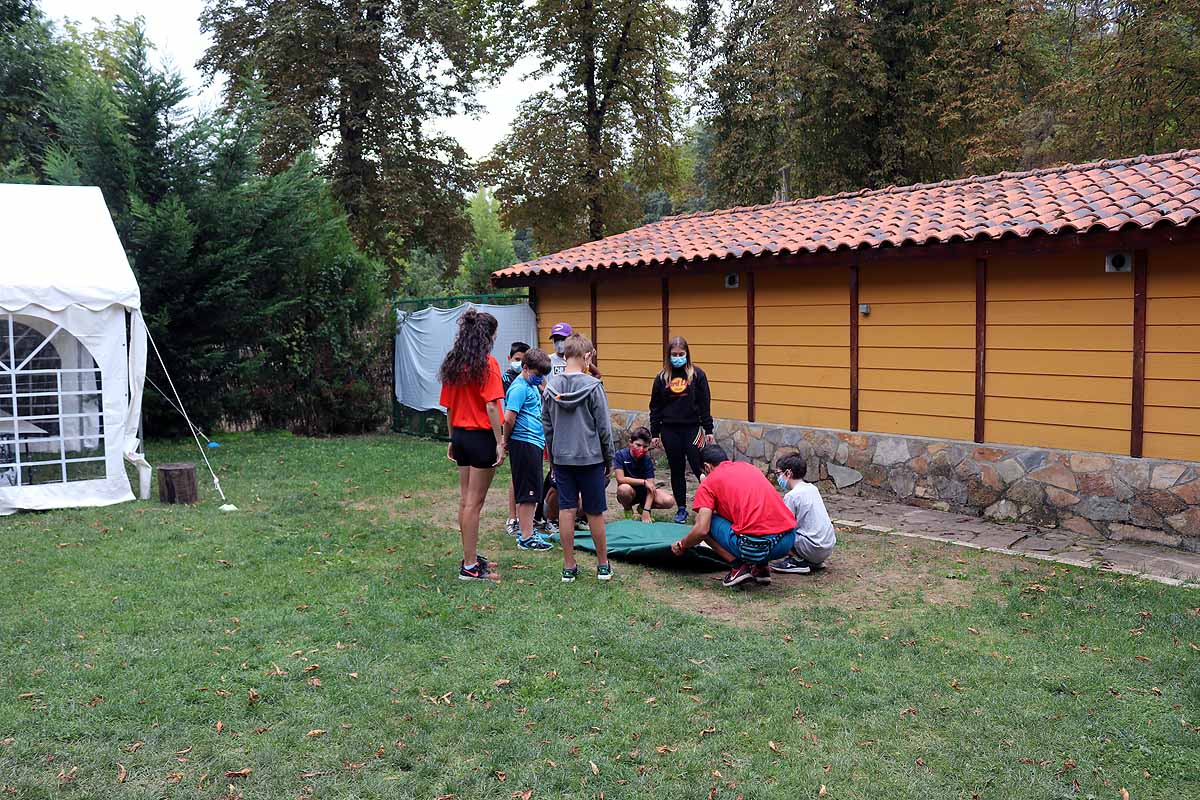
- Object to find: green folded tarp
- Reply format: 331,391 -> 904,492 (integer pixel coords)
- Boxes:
555,520 -> 727,567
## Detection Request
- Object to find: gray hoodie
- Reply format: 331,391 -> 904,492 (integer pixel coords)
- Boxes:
541,371 -> 613,468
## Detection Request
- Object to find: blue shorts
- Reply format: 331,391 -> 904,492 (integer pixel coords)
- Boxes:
708,515 -> 795,564
554,463 -> 608,515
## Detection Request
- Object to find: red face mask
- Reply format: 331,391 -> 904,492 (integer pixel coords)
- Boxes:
630,443 -> 648,459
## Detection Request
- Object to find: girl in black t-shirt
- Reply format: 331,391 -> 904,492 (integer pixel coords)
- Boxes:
648,336 -> 714,523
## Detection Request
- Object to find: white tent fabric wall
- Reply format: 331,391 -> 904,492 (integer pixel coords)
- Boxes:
0,184 -> 150,515
394,302 -> 538,412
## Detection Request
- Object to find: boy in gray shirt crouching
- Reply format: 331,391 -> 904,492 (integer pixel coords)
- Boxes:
770,452 -> 836,574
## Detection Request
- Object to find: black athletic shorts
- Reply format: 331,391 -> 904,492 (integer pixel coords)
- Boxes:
509,440 -> 543,505
450,427 -> 496,469
629,483 -> 649,507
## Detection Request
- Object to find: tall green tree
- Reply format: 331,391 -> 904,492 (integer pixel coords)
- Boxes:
485,0 -> 684,251
199,0 -> 517,274
29,17 -> 387,434
455,187 -> 517,294
0,0 -> 67,177
1037,0 -> 1200,163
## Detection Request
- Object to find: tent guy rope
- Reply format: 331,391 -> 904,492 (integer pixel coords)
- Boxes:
144,326 -> 237,512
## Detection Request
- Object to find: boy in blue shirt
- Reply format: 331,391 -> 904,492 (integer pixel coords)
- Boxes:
503,348 -> 554,551
613,427 -> 675,522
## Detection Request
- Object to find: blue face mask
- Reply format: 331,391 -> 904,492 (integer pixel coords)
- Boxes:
776,473 -> 790,491
528,374 -> 544,386
670,355 -> 687,368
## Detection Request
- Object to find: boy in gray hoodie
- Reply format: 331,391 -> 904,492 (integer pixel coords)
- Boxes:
542,333 -> 613,582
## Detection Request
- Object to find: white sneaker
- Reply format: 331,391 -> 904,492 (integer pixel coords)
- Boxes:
505,518 -> 519,537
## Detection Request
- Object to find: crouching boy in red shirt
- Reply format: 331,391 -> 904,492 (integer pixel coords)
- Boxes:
669,445 -> 796,588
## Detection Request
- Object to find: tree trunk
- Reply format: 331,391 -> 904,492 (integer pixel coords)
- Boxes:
158,462 -> 199,504
336,0 -> 384,253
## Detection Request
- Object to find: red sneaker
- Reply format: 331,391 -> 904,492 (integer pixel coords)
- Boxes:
751,564 -> 772,584
722,562 -> 754,587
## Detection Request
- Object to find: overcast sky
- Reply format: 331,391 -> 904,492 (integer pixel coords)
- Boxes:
38,0 -> 545,161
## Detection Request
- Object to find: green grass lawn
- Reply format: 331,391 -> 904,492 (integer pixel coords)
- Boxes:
1,432 -> 1197,799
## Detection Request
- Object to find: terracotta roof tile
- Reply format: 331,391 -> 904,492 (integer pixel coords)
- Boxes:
494,149 -> 1200,281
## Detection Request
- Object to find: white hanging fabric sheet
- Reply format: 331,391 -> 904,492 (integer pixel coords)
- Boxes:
394,302 -> 538,412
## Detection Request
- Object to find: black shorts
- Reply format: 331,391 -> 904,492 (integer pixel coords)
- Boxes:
509,440 -> 543,505
554,463 -> 608,515
450,428 -> 496,469
626,483 -> 649,507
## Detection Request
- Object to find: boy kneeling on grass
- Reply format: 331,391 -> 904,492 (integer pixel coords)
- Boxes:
614,427 -> 675,523
770,452 -> 836,574
503,347 -> 554,552
542,334 -> 614,582
669,445 -> 796,588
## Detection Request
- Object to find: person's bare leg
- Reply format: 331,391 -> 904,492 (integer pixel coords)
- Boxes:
588,513 -> 608,565
462,467 -> 496,567
458,466 -> 473,564
507,482 -> 516,521
616,484 -> 635,511
559,508 -> 576,569
653,488 -> 676,510
700,534 -> 736,563
517,501 -> 536,540
546,488 -> 559,522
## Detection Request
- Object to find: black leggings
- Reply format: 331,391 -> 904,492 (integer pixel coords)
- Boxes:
661,426 -> 704,508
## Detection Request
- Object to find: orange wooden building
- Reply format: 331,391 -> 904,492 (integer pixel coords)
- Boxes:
494,151 -> 1200,542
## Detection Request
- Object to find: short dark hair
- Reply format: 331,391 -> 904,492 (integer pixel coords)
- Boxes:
522,348 -> 551,375
630,426 -> 652,444
776,453 -> 807,481
509,341 -> 531,357
700,444 -> 728,467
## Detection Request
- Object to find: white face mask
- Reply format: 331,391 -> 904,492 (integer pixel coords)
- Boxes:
510,360 -> 522,372
554,340 -> 565,356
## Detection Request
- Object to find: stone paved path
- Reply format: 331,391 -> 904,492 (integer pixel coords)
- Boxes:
823,493 -> 1200,587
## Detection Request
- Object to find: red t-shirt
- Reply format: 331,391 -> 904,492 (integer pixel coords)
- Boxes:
692,461 -> 796,536
439,356 -> 505,430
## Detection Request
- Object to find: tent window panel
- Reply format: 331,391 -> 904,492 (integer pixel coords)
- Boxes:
66,459 -> 107,483
20,463 -> 63,486
0,313 -> 106,488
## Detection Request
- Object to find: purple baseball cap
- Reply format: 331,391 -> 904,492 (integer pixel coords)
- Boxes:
550,321 -> 573,339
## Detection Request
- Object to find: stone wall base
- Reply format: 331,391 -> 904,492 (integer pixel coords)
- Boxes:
610,411 -> 1200,551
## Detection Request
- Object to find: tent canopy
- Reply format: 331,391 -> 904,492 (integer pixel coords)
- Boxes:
0,184 -> 141,312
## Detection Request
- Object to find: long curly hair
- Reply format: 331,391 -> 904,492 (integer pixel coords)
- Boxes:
439,308 -> 499,386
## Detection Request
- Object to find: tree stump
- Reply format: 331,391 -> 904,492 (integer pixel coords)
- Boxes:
158,462 -> 199,504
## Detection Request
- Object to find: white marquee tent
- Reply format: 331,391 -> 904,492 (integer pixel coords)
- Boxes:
0,184 -> 150,514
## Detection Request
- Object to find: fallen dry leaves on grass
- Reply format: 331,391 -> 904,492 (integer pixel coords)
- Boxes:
306,729 -> 326,738
116,764 -> 127,784
224,768 -> 252,779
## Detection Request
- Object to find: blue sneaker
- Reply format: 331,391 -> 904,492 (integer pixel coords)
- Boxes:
517,535 -> 552,551
596,563 -> 613,581
561,566 -> 579,583
673,508 -> 688,525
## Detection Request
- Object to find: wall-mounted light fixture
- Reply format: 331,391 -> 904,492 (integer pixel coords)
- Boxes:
859,303 -> 871,316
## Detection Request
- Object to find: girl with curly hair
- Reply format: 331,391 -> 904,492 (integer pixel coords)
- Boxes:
438,308 -> 506,580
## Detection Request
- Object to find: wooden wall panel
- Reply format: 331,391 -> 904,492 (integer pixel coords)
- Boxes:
1144,243 -> 1200,460
985,253 -> 1132,454
670,272 -> 748,419
592,276 -> 662,411
858,259 -> 975,439
753,268 -> 851,429
536,283 -> 592,349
